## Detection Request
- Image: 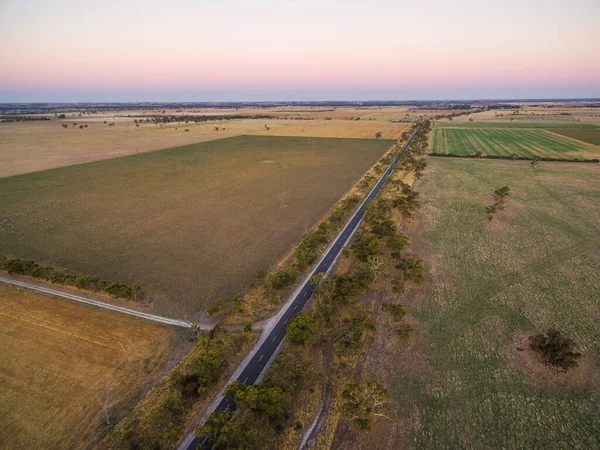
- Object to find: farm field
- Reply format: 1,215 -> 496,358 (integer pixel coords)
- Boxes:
431,127 -> 600,159
548,128 -> 600,146
0,113 -> 408,178
0,135 -> 394,317
0,284 -> 179,450
252,120 -> 410,139
0,118 -> 271,178
344,158 -> 600,449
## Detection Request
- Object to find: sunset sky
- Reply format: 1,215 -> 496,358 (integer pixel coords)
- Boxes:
1,0 -> 598,102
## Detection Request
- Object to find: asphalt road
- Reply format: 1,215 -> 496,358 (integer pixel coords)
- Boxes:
184,131 -> 416,450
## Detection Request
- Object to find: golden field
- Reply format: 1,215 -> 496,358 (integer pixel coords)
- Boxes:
0,285 -> 180,450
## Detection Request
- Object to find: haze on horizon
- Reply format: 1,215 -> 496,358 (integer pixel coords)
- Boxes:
0,0 -> 598,102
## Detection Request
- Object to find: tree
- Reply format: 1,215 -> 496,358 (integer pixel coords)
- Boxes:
341,379 -> 391,431
531,157 -> 540,168
530,329 -> 581,372
351,232 -> 381,262
375,131 -> 383,139
367,254 -> 388,280
386,234 -> 409,252
286,313 -> 316,344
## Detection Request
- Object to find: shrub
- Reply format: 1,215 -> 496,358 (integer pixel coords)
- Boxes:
382,302 -> 406,319
529,329 -> 581,372
396,324 -> 415,340
268,265 -> 300,290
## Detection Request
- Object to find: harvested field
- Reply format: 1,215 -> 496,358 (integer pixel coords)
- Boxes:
251,120 -> 410,139
547,128 -> 600,146
0,118 -> 271,178
0,284 -> 179,450
0,136 -> 394,317
431,127 -> 599,159
0,116 -> 407,178
345,158 -> 600,449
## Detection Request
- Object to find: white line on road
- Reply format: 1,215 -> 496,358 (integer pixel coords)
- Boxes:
272,335 -> 278,342
243,377 -> 248,384
259,354 -> 264,361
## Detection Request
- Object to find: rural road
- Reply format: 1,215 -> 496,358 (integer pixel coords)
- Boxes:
0,276 -> 198,329
181,130 -> 417,450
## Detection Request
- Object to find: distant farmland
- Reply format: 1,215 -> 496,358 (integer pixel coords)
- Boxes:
431,128 -> 599,159
0,284 -> 178,450
0,136 -> 393,317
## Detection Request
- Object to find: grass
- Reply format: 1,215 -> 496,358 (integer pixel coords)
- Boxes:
0,135 -> 394,317
547,128 -> 600,146
0,284 -> 179,450
379,159 -> 600,449
432,128 -> 599,159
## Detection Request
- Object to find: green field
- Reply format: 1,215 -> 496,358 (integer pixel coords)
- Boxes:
0,135 -> 394,317
432,128 -> 598,159
390,159 -> 600,448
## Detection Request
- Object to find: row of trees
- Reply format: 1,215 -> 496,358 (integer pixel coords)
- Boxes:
0,255 -> 143,301
485,185 -> 510,221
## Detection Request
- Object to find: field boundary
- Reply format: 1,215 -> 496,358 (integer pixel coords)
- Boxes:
428,152 -> 599,163
0,275 -> 198,328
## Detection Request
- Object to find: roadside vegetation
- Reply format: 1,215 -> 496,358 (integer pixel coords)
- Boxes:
197,120 -> 433,449
100,327 -> 256,450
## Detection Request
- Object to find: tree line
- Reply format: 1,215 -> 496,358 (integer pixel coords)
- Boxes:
0,255 -> 143,301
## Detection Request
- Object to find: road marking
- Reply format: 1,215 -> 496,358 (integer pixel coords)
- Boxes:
243,377 -> 248,384
273,335 -> 278,342
225,404 -> 231,411
294,305 -> 298,310
284,319 -> 288,324
259,354 -> 264,361
303,292 -> 308,297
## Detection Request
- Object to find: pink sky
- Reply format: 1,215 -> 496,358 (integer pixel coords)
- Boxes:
1,0 -> 598,100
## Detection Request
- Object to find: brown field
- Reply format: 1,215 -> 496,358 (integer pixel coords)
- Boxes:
0,135 -> 394,317
0,111 -> 409,178
547,128 -> 600,146
0,284 -> 180,450
0,118 -> 269,178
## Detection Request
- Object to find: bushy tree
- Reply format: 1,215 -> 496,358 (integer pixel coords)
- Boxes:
286,313 -> 316,344
530,329 -> 581,372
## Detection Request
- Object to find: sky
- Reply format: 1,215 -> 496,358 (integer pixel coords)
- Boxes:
0,0 -> 598,102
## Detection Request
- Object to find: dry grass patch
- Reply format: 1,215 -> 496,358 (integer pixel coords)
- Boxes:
0,284 -> 180,450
